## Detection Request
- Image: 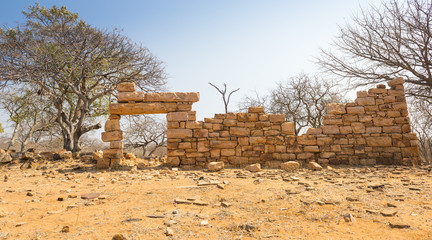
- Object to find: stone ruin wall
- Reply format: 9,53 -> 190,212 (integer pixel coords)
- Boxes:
99,77 -> 421,169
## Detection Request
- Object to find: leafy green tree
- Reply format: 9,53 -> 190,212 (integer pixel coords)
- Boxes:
0,4 -> 166,152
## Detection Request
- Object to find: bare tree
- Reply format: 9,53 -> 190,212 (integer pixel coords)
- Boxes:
410,100 -> 432,164
0,4 -> 166,152
209,82 -> 240,113
317,0 -> 432,101
123,115 -> 167,157
0,90 -> 55,152
239,74 -> 344,135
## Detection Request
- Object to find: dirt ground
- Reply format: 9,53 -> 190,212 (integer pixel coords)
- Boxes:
0,159 -> 431,240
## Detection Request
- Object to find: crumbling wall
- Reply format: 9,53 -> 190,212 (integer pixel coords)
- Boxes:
99,78 -> 420,169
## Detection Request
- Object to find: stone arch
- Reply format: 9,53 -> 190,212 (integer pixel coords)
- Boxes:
98,82 -> 199,168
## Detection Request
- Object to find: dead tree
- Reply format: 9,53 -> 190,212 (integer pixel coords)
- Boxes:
208,82 -> 240,113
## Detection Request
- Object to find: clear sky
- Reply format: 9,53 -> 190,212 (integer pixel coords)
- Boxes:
0,0 -> 382,127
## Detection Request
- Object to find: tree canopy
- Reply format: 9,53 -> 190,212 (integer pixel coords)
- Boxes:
318,0 -> 432,102
0,4 -> 166,152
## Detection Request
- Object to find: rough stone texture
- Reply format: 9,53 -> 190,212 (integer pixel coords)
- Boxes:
117,82 -> 135,92
245,163 -> 261,172
281,161 -> 300,171
308,161 -> 323,171
117,91 -> 144,103
100,78 -> 421,168
208,162 -> 224,172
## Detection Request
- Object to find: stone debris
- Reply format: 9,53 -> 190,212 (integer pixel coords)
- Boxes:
389,222 -> 410,229
343,213 -> 356,222
381,209 -> 398,217
208,161 -> 224,172
81,192 -> 102,200
245,164 -> 261,172
281,161 -> 300,171
308,162 -> 323,171
165,227 -> 174,236
112,234 -> 127,240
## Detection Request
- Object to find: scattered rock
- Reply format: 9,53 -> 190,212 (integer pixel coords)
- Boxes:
308,162 -> 323,171
221,201 -> 232,207
381,209 -> 398,217
366,209 -> 379,214
15,222 -> 27,227
81,192 -> 101,200
386,202 -> 397,208
0,209 -> 7,217
93,151 -> 104,162
165,227 -> 174,236
112,234 -> 127,240
146,215 -> 165,219
61,226 -> 70,233
201,220 -> 209,226
389,222 -> 410,229
0,152 -> 12,163
281,161 -> 300,171
208,162 -> 224,172
245,164 -> 261,172
343,213 -> 355,222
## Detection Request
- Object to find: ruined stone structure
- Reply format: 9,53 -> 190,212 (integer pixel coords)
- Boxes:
99,78 -> 421,169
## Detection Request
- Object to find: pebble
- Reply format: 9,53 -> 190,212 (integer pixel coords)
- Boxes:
165,227 -> 174,236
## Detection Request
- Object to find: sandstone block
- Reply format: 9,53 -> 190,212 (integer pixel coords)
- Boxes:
347,106 -> 365,114
306,128 -> 322,135
351,122 -> 366,134
167,112 -> 188,121
109,114 -> 121,120
117,91 -> 144,103
387,77 -> 405,87
117,82 -> 135,92
194,129 -> 209,138
269,114 -> 285,122
103,148 -> 123,159
320,152 -> 335,158
167,129 -> 192,138
110,141 -> 124,149
166,156 -> 180,167
144,92 -> 200,102
210,141 -> 237,148
366,127 -> 382,133
343,114 -> 358,122
373,118 -> 395,126
393,102 -> 407,110
356,97 -> 375,106
327,103 -> 346,115
281,122 -> 295,135
237,113 -> 258,122
167,149 -> 185,157
186,121 -> 203,129
281,161 -> 300,171
223,119 -> 237,126
340,126 -> 353,134
104,119 -> 120,132
308,161 -> 323,171
297,135 -> 317,145
93,151 -> 104,162
297,152 -> 315,160
101,131 -> 123,142
250,136 -> 267,144
322,125 -> 340,134
366,136 -> 392,147
368,88 -> 388,94
356,91 -> 368,98
208,162 -> 224,172
230,127 -> 250,136
323,118 -> 343,125
110,102 -> 178,115
383,126 -> 402,133
317,136 -> 332,145
245,163 -> 261,172
96,157 -> 110,169
248,106 -> 265,113
304,146 -> 320,152
384,96 -> 396,103
221,149 -> 236,156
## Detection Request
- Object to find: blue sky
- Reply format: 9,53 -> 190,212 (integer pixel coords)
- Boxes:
0,0 -> 382,127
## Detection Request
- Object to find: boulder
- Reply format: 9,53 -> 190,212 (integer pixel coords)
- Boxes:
0,152 -> 12,163
281,161 -> 300,171
308,161 -> 323,171
245,163 -> 261,172
207,162 -> 224,172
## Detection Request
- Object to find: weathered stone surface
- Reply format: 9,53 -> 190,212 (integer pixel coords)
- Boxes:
101,131 -> 123,142
103,149 -> 123,159
117,91 -> 144,103
281,161 -> 300,171
167,112 -> 188,121
208,162 -> 224,172
144,92 -> 200,102
248,106 -> 265,113
356,97 -> 375,106
322,125 -> 340,134
110,141 -> 124,149
308,161 -> 323,171
166,156 -> 180,166
104,119 -> 120,132
387,77 -> 405,87
281,122 -> 295,135
230,127 -> 250,136
347,106 -> 365,114
327,103 -> 346,115
117,82 -> 135,92
109,102 -> 178,115
366,136 -> 392,147
306,128 -> 322,135
167,129 -> 192,139
245,163 -> 261,172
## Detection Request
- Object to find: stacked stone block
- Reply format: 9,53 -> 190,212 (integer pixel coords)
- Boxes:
99,78 -> 421,169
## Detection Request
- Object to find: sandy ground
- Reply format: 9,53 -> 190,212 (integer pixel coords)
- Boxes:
0,159 -> 431,240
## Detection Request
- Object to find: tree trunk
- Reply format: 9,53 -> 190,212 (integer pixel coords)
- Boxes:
8,122 -> 21,150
